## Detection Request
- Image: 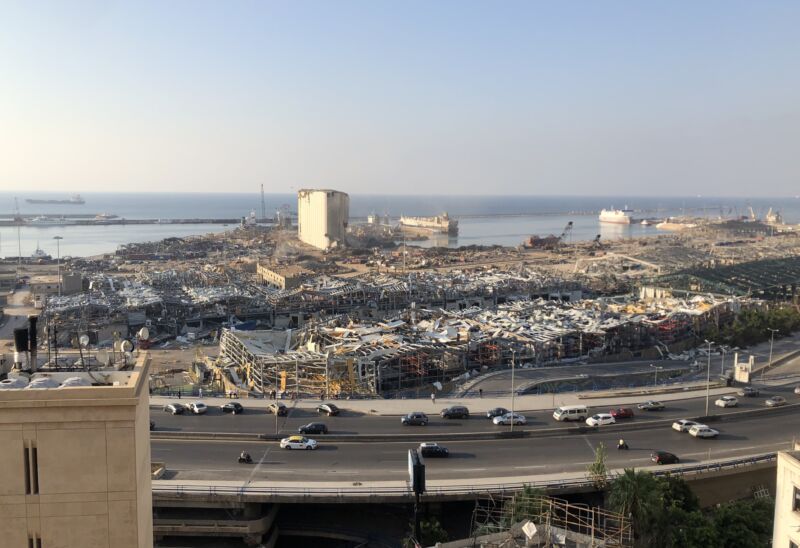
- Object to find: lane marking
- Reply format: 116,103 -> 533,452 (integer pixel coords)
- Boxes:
584,437 -> 596,454
171,468 -> 233,472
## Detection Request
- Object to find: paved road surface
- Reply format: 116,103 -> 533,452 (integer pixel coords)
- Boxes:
150,381 -> 800,436
152,410 -> 799,482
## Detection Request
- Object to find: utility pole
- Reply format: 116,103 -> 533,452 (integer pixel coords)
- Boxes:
764,328 -> 779,380
704,340 -> 713,416
510,349 -> 516,433
53,236 -> 63,296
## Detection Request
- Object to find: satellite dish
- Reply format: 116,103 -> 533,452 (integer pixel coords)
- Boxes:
121,340 -> 133,353
79,335 -> 90,347
138,327 -> 150,340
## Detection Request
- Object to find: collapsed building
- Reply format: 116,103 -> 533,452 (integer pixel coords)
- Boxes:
217,289 -> 749,397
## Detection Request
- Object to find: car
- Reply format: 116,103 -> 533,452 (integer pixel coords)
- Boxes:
280,435 -> 318,450
688,425 -> 719,438
419,442 -> 449,458
586,413 -> 616,427
401,412 -> 429,426
651,451 -> 680,465
738,386 -> 760,397
317,403 -> 340,416
164,403 -> 186,415
298,422 -> 328,434
672,419 -> 701,432
638,400 -> 665,411
715,396 -> 738,408
220,402 -> 244,414
609,408 -> 634,419
486,407 -> 509,419
268,402 -> 288,416
766,396 -> 787,407
149,420 -> 155,431
492,413 -> 527,426
187,402 -> 207,415
441,406 -> 470,419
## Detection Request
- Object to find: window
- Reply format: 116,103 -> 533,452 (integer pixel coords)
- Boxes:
793,486 -> 800,512
789,541 -> 798,548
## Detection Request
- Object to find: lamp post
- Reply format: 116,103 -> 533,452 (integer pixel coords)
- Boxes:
53,236 -> 63,296
650,363 -> 663,386
510,349 -> 516,433
704,339 -> 713,416
764,328 -> 779,381
720,347 -> 726,377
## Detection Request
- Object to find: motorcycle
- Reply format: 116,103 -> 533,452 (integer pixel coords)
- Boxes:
238,454 -> 253,464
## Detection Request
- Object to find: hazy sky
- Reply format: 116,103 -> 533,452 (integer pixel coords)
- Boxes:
1,1 -> 798,196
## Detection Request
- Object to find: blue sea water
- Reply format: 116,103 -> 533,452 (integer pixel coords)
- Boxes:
0,192 -> 795,258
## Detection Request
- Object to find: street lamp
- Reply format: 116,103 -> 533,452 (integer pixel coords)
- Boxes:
650,363 -> 663,386
764,328 -> 779,381
53,236 -> 63,296
510,349 -> 516,433
704,339 -> 713,416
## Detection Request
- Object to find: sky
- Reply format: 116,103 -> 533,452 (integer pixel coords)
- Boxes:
0,1 -> 798,197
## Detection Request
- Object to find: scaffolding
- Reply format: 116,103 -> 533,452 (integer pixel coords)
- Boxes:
469,491 -> 633,547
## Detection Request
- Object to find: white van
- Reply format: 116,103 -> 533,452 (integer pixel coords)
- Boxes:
553,405 -> 589,422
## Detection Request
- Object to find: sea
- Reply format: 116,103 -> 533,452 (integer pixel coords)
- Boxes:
0,192 -> 796,259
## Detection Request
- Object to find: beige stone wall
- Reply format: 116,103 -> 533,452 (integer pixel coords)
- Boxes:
773,451 -> 800,548
0,355 -> 152,548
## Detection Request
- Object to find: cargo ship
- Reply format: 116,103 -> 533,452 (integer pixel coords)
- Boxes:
399,212 -> 458,235
598,207 -> 633,224
26,194 -> 85,205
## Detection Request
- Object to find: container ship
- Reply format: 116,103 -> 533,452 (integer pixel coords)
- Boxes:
399,212 -> 458,235
25,194 -> 85,205
598,207 -> 634,224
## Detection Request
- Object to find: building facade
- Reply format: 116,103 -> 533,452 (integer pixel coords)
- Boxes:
0,354 -> 153,548
297,189 -> 349,250
256,263 -> 310,290
774,449 -> 800,548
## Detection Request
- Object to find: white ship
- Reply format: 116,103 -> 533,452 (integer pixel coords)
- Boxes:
399,212 -> 458,235
25,216 -> 76,226
599,207 -> 634,225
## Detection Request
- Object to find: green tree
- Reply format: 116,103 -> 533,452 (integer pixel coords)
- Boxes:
505,485 -> 547,526
608,469 -> 662,547
586,442 -> 609,488
657,475 -> 699,512
405,516 -> 448,547
666,508 -> 718,548
712,498 -> 773,548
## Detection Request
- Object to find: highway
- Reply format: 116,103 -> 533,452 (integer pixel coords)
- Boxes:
150,382 -> 800,436
152,410 -> 800,482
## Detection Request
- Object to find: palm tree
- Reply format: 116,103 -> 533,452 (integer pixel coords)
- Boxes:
608,469 -> 661,547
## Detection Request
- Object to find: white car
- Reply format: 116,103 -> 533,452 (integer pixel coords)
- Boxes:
586,413 -> 616,427
715,396 -> 738,408
492,413 -> 527,426
688,425 -> 719,438
672,419 -> 701,432
280,435 -> 318,450
187,402 -> 208,415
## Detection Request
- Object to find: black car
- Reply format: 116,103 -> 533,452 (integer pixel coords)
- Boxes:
441,405 -> 470,419
651,451 -> 680,465
419,442 -> 449,458
401,412 -> 429,426
221,402 -> 244,414
164,403 -> 186,415
298,422 -> 329,434
486,407 -> 509,419
317,403 -> 340,416
268,402 -> 288,416
738,386 -> 760,397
